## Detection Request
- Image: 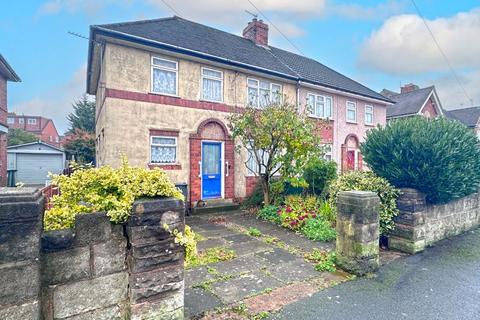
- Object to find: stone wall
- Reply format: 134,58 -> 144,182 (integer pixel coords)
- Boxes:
389,188 -> 480,254
0,187 -> 185,320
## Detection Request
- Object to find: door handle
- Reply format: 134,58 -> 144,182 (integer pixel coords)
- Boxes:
226,161 -> 229,177
198,161 -> 201,178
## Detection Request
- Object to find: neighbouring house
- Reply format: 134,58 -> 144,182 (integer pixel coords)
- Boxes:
446,106 -> 480,139
86,16 -> 392,208
0,54 -> 21,186
7,113 -> 61,147
7,141 -> 66,186
381,84 -> 444,121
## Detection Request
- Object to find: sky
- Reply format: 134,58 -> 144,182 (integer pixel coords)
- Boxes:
1,0 -> 479,134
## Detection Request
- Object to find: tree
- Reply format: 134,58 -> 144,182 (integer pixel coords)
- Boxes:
229,102 -> 322,205
7,128 -> 38,146
67,94 -> 95,133
64,95 -> 96,164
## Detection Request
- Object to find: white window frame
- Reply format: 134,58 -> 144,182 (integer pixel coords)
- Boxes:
151,56 -> 178,96
7,117 -> 14,124
19,118 -> 24,124
365,105 -> 374,125
322,143 -> 333,161
346,101 -> 357,123
27,118 -> 37,125
247,77 -> 283,108
201,67 -> 224,102
307,93 -> 333,119
150,136 -> 177,164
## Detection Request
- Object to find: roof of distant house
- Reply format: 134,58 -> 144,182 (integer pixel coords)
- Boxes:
446,106 -> 480,128
88,16 -> 392,103
385,86 -> 443,118
7,113 -> 58,134
0,54 -> 20,82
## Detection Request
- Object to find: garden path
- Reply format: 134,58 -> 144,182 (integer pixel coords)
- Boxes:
184,211 -> 344,319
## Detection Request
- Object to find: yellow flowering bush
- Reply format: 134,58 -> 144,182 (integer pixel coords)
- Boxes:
44,157 -> 184,231
163,224 -> 198,264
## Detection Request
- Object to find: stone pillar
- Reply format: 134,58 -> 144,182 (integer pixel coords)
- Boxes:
126,197 -> 185,320
389,188 -> 426,254
336,191 -> 380,276
0,188 -> 44,320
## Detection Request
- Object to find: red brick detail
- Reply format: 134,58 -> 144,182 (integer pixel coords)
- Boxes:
149,129 -> 179,137
189,118 -> 235,207
243,18 -> 269,46
105,88 -> 239,113
246,176 -> 259,197
341,134 -> 361,173
0,133 -> 6,187
148,163 -> 182,170
401,83 -> 419,94
420,97 -> 438,118
313,119 -> 334,143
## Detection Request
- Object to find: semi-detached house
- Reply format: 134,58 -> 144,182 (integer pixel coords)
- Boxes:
86,16 -> 393,208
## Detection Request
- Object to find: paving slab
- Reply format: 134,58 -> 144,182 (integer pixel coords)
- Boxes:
197,237 -> 228,251
210,271 -> 283,304
228,240 -> 273,256
267,259 -> 320,284
211,254 -> 269,275
255,247 -> 299,265
185,287 -> 222,319
223,233 -> 257,244
185,267 -> 217,288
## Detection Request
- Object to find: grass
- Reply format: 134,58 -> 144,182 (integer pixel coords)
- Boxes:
248,227 -> 262,237
305,249 -> 337,272
186,247 -> 236,269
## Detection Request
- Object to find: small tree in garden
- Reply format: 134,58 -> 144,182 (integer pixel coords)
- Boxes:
229,102 -> 322,205
361,117 -> 480,204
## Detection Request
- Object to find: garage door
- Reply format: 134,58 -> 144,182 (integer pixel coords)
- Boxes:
16,154 -> 64,185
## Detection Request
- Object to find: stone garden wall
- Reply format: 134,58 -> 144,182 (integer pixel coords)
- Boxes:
389,188 -> 480,254
0,187 -> 185,320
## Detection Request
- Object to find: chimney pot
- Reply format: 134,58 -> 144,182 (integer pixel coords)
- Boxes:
401,83 -> 420,94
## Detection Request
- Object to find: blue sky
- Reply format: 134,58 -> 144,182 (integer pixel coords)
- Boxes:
1,0 -> 479,133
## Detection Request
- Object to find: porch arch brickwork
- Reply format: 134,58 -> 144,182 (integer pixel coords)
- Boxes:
341,134 -> 363,172
189,118 -> 235,207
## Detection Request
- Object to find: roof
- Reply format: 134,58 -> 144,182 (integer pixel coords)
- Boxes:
0,54 -> 20,82
88,16 -> 391,103
7,141 -> 64,152
7,113 -> 57,133
446,106 -> 480,128
386,86 -> 436,118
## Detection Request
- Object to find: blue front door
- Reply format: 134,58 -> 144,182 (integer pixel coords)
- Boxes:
202,142 -> 222,199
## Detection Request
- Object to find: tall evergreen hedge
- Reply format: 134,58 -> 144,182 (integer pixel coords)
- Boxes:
361,117 -> 480,204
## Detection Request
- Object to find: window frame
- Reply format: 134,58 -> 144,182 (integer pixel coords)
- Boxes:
246,77 -> 283,108
200,67 -> 224,103
307,93 -> 333,119
27,118 -> 37,125
18,118 -> 24,124
151,56 -> 179,96
322,143 -> 333,161
365,105 -> 374,125
346,101 -> 357,123
7,117 -> 14,124
150,135 -> 178,164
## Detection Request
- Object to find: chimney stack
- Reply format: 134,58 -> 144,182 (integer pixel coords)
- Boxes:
243,18 -> 269,46
401,83 -> 420,94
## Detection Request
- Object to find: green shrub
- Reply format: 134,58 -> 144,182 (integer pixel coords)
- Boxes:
248,227 -> 262,237
318,201 -> 336,225
329,171 -> 400,235
303,158 -> 337,197
242,180 -> 264,208
44,157 -> 184,231
305,249 -> 336,272
301,218 -> 336,242
278,195 -> 320,230
257,205 -> 282,224
361,117 -> 480,203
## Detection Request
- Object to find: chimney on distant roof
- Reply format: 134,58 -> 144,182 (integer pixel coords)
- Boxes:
243,18 -> 269,46
401,83 -> 420,94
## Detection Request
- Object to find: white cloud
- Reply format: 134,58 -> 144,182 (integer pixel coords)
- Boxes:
427,69 -> 480,108
329,0 -> 406,21
358,8 -> 480,74
10,65 -> 89,134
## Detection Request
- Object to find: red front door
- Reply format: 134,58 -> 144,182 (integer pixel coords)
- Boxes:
346,150 -> 355,171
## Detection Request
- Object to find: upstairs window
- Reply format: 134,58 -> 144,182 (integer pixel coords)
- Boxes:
346,101 -> 357,123
247,78 -> 282,108
151,57 -> 178,95
19,118 -> 24,124
7,117 -> 14,124
365,105 -> 374,125
27,118 -> 37,125
201,67 -> 223,102
307,94 -> 333,119
150,136 -> 177,164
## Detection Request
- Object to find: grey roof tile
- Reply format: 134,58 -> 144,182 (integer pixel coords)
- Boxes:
386,86 -> 434,118
446,106 -> 480,128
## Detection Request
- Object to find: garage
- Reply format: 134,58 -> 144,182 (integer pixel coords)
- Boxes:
7,142 -> 66,186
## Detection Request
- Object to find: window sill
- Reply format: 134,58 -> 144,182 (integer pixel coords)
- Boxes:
364,123 -> 375,127
149,92 -> 180,98
200,99 -> 224,104
346,120 -> 357,124
148,163 -> 182,170
308,115 -> 334,121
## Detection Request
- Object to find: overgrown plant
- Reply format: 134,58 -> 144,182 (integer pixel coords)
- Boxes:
329,171 -> 400,235
361,116 -> 480,203
229,102 -> 322,205
164,224 -> 197,263
44,157 -> 184,230
303,158 -> 337,198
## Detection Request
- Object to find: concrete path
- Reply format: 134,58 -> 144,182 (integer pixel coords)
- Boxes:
273,228 -> 480,320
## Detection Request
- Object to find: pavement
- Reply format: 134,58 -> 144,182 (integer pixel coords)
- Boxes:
272,228 -> 480,320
